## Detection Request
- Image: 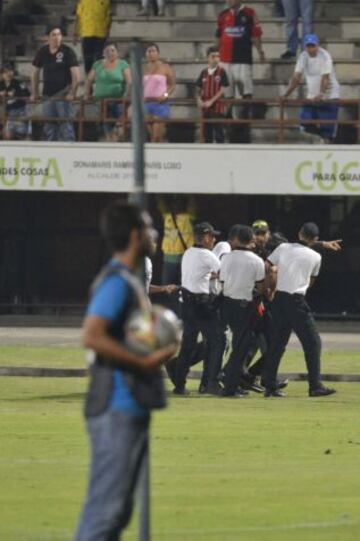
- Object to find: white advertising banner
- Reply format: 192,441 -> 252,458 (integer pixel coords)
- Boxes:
1,142 -> 360,195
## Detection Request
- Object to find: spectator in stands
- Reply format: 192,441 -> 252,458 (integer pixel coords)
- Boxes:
85,42 -> 131,142
0,62 -> 31,140
31,26 -> 80,142
274,0 -> 285,16
196,46 -> 229,144
137,0 -> 165,17
281,34 -> 340,143
280,0 -> 313,59
143,42 -> 176,143
158,195 -> 195,286
216,0 -> 265,143
74,0 -> 112,74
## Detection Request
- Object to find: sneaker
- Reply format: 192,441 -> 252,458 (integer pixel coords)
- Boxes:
198,381 -> 207,394
277,378 -> 289,390
239,375 -> 264,394
309,386 -> 336,397
173,386 -> 190,396
280,50 -> 295,60
264,389 -> 286,398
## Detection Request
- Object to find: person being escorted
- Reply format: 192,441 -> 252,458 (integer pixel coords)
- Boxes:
174,222 -> 223,395
31,25 -> 80,142
281,34 -> 340,143
219,225 -> 265,397
74,201 -> 176,541
262,222 -> 336,398
196,46 -> 229,144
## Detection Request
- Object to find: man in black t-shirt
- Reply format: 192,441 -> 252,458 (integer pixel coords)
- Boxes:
31,26 -> 80,141
0,62 -> 31,139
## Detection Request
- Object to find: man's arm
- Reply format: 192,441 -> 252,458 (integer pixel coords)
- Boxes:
67,66 -> 81,99
251,10 -> 265,62
310,239 -> 342,252
264,260 -> 277,300
149,284 -> 178,295
30,66 -> 40,101
282,72 -> 302,99
83,315 -> 176,372
313,73 -> 330,101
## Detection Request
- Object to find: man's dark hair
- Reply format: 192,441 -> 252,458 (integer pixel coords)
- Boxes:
300,222 -> 319,241
146,42 -> 160,53
228,224 -> 241,240
1,61 -> 14,73
266,231 -> 288,252
100,200 -> 144,252
235,225 -> 254,245
46,24 -> 63,35
206,46 -> 219,57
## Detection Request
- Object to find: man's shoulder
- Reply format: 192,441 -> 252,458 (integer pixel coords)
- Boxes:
242,5 -> 256,18
218,7 -> 231,19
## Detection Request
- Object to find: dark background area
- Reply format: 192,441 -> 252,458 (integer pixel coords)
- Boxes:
0,191 -> 359,316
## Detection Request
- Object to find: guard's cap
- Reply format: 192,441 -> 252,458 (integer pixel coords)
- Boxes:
194,221 -> 221,236
252,219 -> 270,234
301,222 -> 320,239
303,34 -> 319,47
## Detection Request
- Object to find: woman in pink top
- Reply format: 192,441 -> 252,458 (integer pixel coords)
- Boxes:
143,42 -> 176,142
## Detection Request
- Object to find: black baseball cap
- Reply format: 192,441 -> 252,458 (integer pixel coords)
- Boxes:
252,219 -> 270,234
300,222 -> 320,239
194,222 -> 221,236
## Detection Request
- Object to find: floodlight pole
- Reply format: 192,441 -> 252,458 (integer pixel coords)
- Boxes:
129,39 -> 150,541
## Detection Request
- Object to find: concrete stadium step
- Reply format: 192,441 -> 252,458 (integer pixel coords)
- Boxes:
112,0 -> 360,19
33,37 -> 360,62
90,17 -> 360,40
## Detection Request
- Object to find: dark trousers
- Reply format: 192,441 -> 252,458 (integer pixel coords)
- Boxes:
175,293 -> 222,389
221,297 -> 253,394
246,305 -> 273,378
204,113 -> 225,143
82,37 -> 107,74
263,291 -> 322,391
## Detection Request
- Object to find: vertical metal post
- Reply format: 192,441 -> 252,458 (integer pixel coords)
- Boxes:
129,39 -> 150,541
130,39 -> 146,209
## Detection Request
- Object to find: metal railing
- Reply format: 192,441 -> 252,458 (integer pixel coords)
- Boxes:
0,96 -> 359,144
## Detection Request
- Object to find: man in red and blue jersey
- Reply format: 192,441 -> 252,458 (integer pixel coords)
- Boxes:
216,0 -> 265,142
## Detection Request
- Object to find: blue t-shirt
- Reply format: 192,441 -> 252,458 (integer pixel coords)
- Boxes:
87,261 -> 147,416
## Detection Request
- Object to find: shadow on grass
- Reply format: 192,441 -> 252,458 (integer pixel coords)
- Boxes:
1,392 -> 85,402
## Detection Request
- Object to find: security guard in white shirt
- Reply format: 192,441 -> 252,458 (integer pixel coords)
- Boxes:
174,222 -> 223,395
263,222 -> 336,398
220,225 -> 265,396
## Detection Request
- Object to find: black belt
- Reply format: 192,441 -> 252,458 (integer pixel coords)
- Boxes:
181,288 -> 210,302
277,291 -> 305,299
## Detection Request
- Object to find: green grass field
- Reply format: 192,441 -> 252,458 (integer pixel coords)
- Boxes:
0,347 -> 359,541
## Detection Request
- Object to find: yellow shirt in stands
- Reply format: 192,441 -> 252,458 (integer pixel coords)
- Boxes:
161,212 -> 195,257
76,0 -> 111,38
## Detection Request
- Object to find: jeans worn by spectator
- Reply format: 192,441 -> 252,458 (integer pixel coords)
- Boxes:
43,99 -> 75,141
282,0 -> 313,55
82,37 -> 107,74
74,410 -> 149,541
300,102 -> 339,141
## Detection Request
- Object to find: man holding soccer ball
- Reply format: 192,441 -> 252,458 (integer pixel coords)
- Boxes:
74,201 -> 177,541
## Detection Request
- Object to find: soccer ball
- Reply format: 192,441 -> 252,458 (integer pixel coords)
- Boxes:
125,305 -> 182,355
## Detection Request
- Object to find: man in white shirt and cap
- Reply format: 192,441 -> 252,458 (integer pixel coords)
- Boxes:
281,33 -> 340,143
174,222 -> 223,395
263,222 -> 336,398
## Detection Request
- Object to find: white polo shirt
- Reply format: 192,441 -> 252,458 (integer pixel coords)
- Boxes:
268,242 -> 321,295
220,249 -> 265,301
181,246 -> 220,294
213,241 -> 231,260
295,48 -> 340,100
